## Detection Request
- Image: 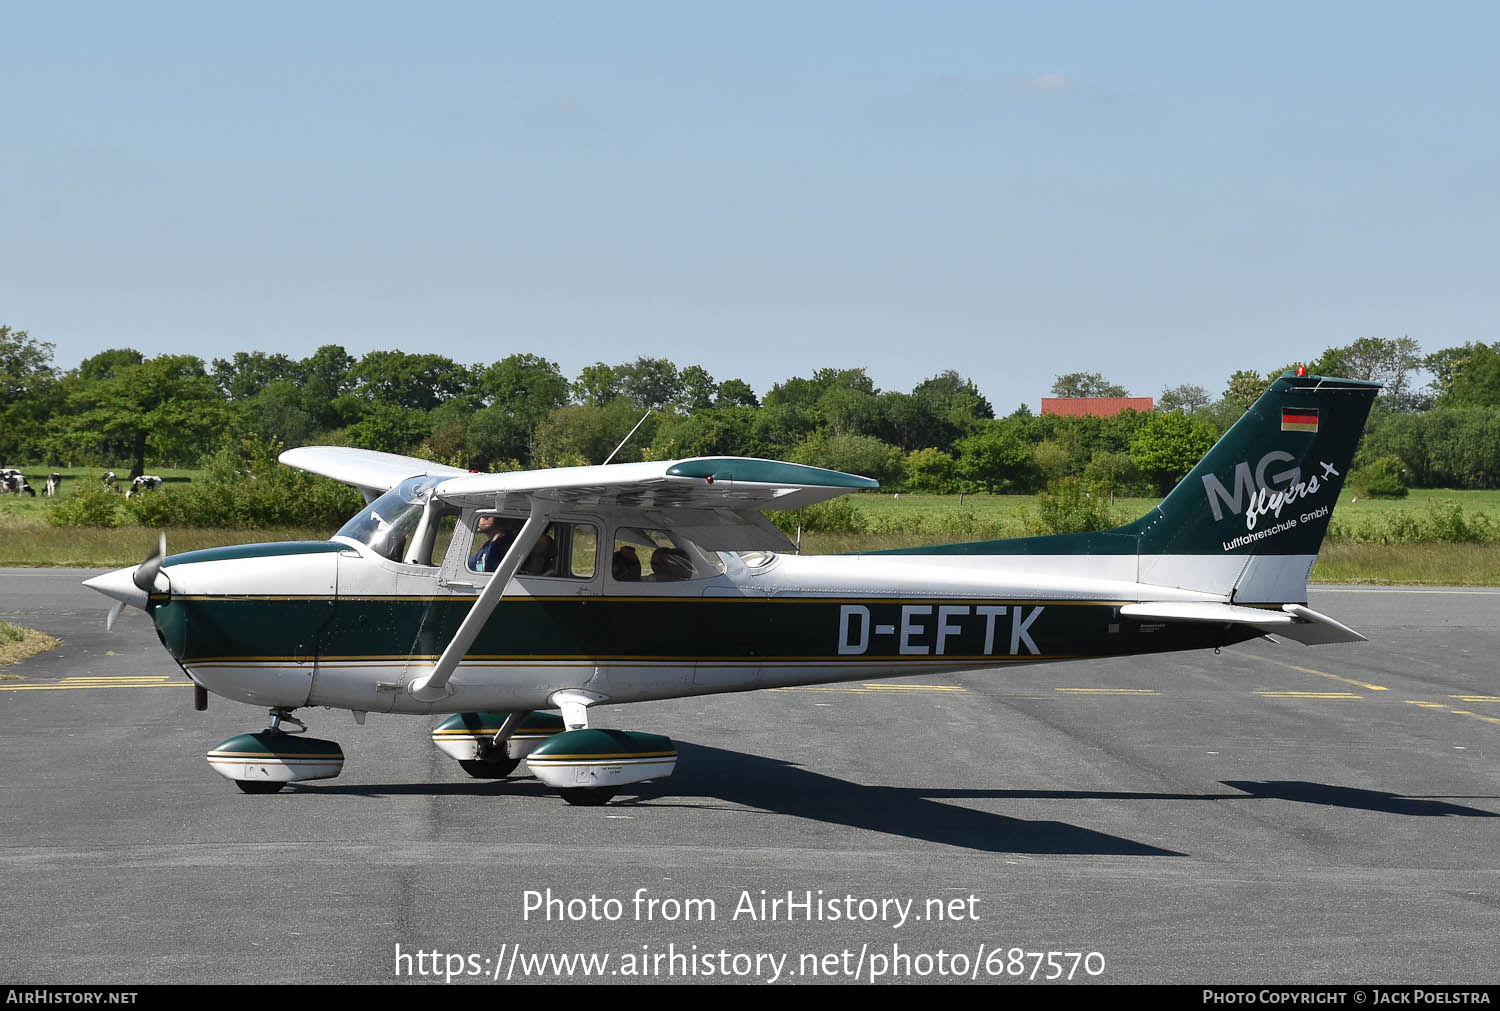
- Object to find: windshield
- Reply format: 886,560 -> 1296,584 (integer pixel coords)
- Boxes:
335,476 -> 443,561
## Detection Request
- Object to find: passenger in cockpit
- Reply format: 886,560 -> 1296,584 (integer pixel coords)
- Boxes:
651,547 -> 694,581
522,532 -> 556,575
612,545 -> 641,581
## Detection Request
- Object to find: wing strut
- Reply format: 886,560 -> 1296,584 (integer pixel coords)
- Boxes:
407,497 -> 556,703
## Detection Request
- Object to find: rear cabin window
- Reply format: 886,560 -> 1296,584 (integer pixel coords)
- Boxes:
610,527 -> 724,582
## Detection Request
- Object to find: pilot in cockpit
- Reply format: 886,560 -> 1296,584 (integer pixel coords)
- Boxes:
468,513 -> 522,572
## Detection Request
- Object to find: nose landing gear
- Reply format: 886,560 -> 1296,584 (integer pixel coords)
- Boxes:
207,708 -> 345,794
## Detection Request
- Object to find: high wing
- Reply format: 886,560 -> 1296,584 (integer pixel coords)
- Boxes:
432,456 -> 880,551
433,457 -> 878,508
279,446 -> 471,503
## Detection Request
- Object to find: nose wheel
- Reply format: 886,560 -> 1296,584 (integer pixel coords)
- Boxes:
236,780 -> 286,795
459,757 -> 521,779
207,709 -> 345,794
556,787 -> 619,806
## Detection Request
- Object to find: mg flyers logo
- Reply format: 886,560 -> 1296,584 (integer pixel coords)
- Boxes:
1201,450 -> 1340,546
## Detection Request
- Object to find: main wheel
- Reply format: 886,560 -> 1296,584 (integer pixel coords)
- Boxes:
459,757 -> 520,779
235,780 -> 286,794
557,787 -> 618,807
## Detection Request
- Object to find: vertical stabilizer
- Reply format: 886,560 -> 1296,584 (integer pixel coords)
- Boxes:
869,372 -> 1378,604
1124,373 -> 1379,601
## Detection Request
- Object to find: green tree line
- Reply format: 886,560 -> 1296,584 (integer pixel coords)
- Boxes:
3,326 -> 1497,492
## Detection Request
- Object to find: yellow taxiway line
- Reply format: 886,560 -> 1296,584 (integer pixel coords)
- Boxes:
770,683 -> 967,694
1055,688 -> 1159,696
0,675 -> 188,692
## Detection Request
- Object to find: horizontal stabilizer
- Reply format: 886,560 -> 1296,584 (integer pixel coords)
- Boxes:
1120,601 -> 1366,645
1280,603 -> 1368,645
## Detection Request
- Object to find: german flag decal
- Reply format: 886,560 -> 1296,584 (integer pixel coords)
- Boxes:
1282,407 -> 1319,433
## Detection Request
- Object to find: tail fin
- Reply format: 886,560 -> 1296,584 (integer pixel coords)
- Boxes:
877,372 -> 1378,604
1122,372 -> 1379,600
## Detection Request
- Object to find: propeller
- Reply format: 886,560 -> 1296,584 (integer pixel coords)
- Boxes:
95,533 -> 168,631
132,532 -> 168,595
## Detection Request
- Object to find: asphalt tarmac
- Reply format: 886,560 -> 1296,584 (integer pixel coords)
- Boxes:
2,568 -> 1497,985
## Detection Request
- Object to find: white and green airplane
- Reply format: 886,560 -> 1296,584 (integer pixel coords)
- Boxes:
84,372 -> 1379,805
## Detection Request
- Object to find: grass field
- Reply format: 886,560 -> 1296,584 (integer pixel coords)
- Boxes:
792,529 -> 1500,584
1309,541 -> 1500,585
846,488 -> 1500,529
0,517 -> 337,568
0,621 -> 60,668
4,478 -> 1499,583
850,491 -> 1154,538
0,467 -> 197,516
0,466 -> 199,487
1331,487 -> 1500,518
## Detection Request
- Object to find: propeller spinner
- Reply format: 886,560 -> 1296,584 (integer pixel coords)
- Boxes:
84,533 -> 169,630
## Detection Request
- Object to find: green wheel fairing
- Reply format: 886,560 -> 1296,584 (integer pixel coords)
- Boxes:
206,732 -> 345,786
528,729 -> 675,761
433,711 -> 565,737
432,711 -> 567,768
528,729 -> 678,799
208,732 -> 345,760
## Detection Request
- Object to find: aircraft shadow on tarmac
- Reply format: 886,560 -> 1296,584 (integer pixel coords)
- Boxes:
1219,781 -> 1499,818
305,745 -> 1499,854
311,740 -> 1192,856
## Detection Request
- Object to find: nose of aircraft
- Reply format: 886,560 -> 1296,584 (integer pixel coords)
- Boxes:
82,534 -> 169,628
82,565 -> 152,612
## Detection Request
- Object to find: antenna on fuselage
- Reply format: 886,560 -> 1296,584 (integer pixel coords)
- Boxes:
603,410 -> 652,466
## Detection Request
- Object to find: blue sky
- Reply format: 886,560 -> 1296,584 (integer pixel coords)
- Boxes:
4,1 -> 1496,411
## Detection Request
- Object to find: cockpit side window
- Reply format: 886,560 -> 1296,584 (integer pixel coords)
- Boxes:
467,517 -> 598,580
565,525 -> 598,578
467,514 -> 525,573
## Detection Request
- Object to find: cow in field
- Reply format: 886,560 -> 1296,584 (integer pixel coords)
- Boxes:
126,475 -> 164,499
1,469 -> 36,496
44,473 -> 61,497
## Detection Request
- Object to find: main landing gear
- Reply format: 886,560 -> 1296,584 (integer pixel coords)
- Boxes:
208,707 -> 677,807
431,708 -> 677,806
431,710 -> 560,779
459,757 -> 520,779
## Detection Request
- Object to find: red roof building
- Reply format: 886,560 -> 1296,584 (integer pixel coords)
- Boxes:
1041,397 -> 1154,417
